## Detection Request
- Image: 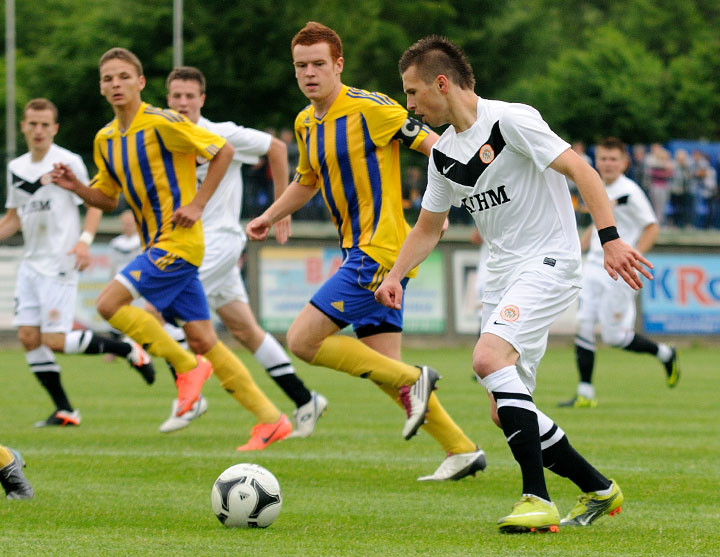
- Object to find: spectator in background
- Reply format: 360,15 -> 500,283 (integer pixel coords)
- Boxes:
401,165 -> 424,221
630,144 -> 648,195
670,149 -> 692,228
690,150 -> 717,228
279,128 -> 300,182
645,143 -> 674,226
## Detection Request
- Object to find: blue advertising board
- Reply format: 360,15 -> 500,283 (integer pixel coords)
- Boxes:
642,253 -> 720,334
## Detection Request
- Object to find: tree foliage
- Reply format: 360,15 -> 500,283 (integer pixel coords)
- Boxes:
2,0 -> 720,170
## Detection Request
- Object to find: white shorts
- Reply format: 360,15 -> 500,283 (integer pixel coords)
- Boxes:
576,265 -> 636,345
481,270 -> 579,393
13,261 -> 78,333
199,231 -> 249,311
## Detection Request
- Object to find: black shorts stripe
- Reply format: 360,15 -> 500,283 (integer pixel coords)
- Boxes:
492,392 -> 534,403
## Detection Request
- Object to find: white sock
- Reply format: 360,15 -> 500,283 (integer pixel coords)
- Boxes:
162,322 -> 188,349
64,330 -> 93,354
577,382 -> 596,399
657,343 -> 673,363
253,333 -> 295,377
595,484 -> 613,496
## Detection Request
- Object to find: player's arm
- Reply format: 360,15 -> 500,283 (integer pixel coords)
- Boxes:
550,148 -> 652,289
50,163 -> 118,212
635,222 -> 659,255
68,207 -> 102,271
266,137 -> 292,244
246,180 -> 317,242
375,208 -> 448,309
0,208 -> 21,241
173,141 -> 235,228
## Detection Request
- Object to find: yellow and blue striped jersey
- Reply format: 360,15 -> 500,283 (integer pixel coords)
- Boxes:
293,85 -> 430,274
90,102 -> 226,266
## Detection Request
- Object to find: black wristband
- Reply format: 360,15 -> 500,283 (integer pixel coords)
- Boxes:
598,225 -> 620,245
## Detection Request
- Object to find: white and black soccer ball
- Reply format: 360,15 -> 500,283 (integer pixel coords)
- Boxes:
211,463 -> 282,528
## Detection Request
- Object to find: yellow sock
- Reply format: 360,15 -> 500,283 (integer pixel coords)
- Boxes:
108,305 -> 196,373
311,335 -> 420,388
204,341 -> 281,424
376,384 -> 476,454
0,446 -> 12,468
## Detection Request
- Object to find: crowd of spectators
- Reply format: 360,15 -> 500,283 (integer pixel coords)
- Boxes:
241,132 -> 720,230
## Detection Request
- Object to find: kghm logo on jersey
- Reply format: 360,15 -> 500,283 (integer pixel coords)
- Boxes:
499,305 -> 520,322
479,144 -> 495,164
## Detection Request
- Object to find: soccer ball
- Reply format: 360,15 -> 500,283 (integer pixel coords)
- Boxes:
211,463 -> 282,528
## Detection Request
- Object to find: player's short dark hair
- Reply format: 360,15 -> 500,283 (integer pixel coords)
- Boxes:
22,98 -> 58,122
399,35 -> 475,90
597,137 -> 627,154
166,66 -> 206,94
291,21 -> 343,61
99,47 -> 143,76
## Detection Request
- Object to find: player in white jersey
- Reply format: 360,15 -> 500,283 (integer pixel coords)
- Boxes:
0,99 -> 155,427
560,137 -> 679,408
377,37 -> 654,533
163,67 -> 326,438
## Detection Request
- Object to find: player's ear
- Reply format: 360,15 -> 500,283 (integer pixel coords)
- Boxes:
138,75 -> 147,91
335,56 -> 344,74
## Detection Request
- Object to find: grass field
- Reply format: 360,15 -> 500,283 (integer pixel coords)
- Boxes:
0,342 -> 718,556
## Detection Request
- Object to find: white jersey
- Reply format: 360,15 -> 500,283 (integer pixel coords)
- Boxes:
586,174 -> 657,268
6,143 -> 89,279
422,98 -> 579,291
195,116 -> 272,237
109,232 -> 142,274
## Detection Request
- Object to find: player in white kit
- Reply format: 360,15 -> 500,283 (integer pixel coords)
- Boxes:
376,37 -> 654,533
0,99 -> 155,427
560,137 -> 679,408
162,67 -> 326,438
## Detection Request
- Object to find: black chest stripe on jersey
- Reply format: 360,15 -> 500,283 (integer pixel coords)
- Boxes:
11,173 -> 43,195
615,195 -> 630,206
432,121 -> 506,187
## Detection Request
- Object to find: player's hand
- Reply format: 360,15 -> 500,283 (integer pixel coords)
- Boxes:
172,203 -> 203,228
603,238 -> 653,290
273,215 -> 292,245
69,241 -> 91,271
50,163 -> 79,192
246,215 -> 272,241
375,276 -> 404,310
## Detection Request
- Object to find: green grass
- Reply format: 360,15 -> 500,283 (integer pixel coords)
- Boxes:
1,343 -> 718,556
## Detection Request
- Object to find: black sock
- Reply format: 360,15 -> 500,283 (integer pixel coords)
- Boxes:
575,345 -> 595,384
167,362 -> 178,381
623,333 -> 658,355
542,435 -> 610,493
496,405 -> 549,500
34,372 -> 73,412
270,370 -> 312,407
82,333 -> 132,357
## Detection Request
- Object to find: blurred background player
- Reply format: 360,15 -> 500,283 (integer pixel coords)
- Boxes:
560,137 -> 679,408
162,66 -> 325,436
378,36 -> 653,532
0,445 -> 33,500
247,22 -> 486,480
0,98 -> 155,428
51,48 -> 292,450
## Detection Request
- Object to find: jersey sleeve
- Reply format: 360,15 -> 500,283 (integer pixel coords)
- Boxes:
421,150 -> 456,212
5,165 -> 18,209
630,185 -> 658,228
361,95 -> 429,150
293,111 -> 317,187
154,114 -> 227,160
90,136 -> 121,200
215,121 -> 272,165
499,104 -> 570,172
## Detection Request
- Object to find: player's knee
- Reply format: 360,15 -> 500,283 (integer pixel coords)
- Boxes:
600,327 -> 626,347
186,330 -> 217,355
96,296 -> 119,320
472,352 -> 495,378
286,327 -> 313,363
17,329 -> 40,350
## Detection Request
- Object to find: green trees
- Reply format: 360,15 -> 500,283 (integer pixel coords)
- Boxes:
2,0 -> 720,167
